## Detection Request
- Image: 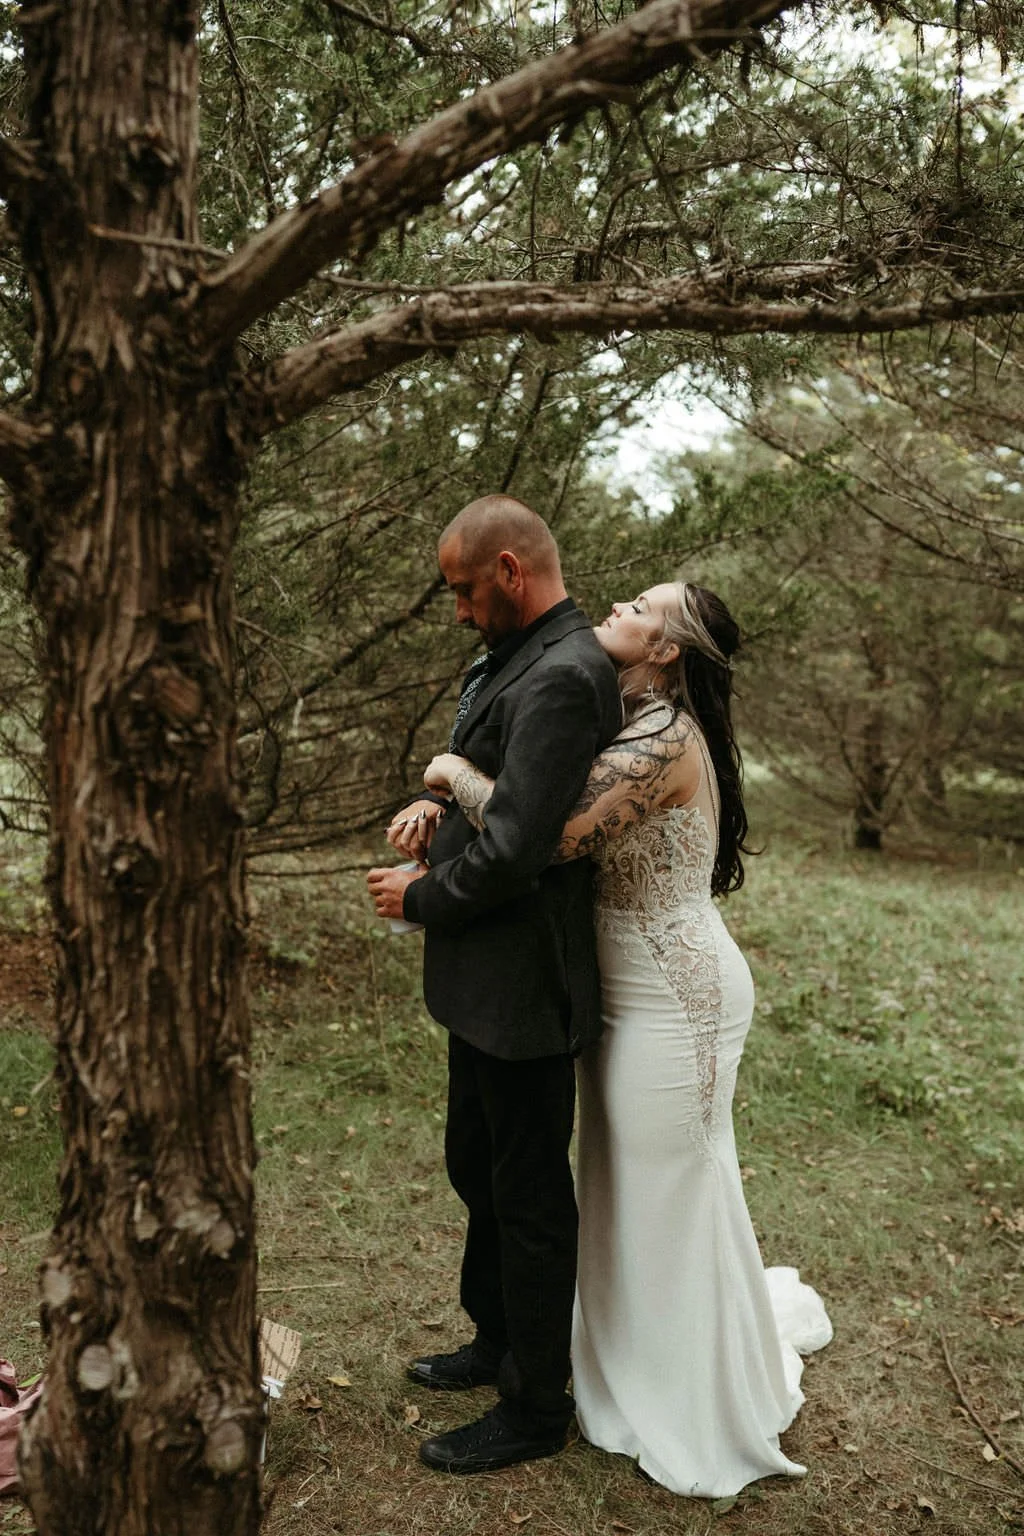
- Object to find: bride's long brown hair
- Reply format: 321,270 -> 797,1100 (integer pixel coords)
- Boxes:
624,582 -> 752,897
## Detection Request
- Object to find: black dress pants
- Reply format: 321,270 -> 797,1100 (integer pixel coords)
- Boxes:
444,1033 -> 577,1438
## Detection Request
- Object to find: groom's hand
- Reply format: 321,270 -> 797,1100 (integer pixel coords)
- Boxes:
386,798 -> 445,860
367,863 -> 427,919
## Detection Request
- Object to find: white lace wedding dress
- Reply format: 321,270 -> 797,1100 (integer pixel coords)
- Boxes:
572,752 -> 832,1498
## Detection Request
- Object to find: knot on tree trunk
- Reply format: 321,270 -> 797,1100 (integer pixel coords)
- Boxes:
168,1186 -> 239,1260
76,1343 -> 115,1392
55,351 -> 107,417
7,424 -> 89,595
107,840 -> 162,899
112,659 -> 219,778
149,663 -> 205,725
171,0 -> 200,45
124,127 -> 181,192
75,1336 -> 139,1400
203,1418 -> 248,1477
40,1260 -> 75,1310
133,1181 -> 161,1244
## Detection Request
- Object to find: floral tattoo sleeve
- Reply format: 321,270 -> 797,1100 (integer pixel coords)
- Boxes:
445,702 -> 696,859
556,704 -> 694,861
450,764 -> 493,832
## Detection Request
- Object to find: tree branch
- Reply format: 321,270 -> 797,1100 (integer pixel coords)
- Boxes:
0,136 -> 45,203
321,0 -> 435,58
217,0 -> 278,219
0,411 -> 50,493
249,573 -> 447,731
194,0 -> 793,350
250,275 -> 1024,434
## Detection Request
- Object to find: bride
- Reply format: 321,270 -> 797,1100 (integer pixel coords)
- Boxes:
423,579 -> 831,1498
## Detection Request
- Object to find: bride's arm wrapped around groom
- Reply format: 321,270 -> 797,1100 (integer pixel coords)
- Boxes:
425,700 -> 705,862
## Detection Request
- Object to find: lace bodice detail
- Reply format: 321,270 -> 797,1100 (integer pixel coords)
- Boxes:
594,799 -> 725,1146
594,802 -> 716,916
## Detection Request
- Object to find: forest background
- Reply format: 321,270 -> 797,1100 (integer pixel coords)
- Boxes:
0,1 -> 1022,855
0,2 -> 1022,1535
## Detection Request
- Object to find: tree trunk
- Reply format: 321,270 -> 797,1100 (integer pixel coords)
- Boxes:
854,629 -> 889,851
921,753 -> 946,809
9,6 -> 262,1534
918,624 -> 948,812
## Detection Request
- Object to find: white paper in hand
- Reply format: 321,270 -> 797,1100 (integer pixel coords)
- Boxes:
390,862 -> 425,935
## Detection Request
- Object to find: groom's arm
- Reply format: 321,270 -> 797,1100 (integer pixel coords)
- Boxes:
403,661 -> 606,930
435,707 -> 704,863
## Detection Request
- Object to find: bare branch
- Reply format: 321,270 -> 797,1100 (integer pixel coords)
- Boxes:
251,573 -> 446,729
88,224 -> 228,260
321,0 -> 435,58
217,0 -> 278,219
740,410 -> 1024,592
250,275 -> 1024,434
194,0 -> 793,349
0,411 -> 50,493
0,136 -> 45,202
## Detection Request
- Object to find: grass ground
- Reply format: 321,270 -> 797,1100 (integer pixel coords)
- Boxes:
1,795 -> 1022,1536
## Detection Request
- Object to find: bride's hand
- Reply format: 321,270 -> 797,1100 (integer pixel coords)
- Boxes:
424,753 -> 466,793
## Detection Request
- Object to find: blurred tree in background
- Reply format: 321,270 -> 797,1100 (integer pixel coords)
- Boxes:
660,343 -> 1024,850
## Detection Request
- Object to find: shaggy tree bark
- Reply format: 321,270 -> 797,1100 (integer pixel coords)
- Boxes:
8,6 -> 260,1534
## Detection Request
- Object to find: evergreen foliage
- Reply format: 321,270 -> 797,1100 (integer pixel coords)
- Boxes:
0,0 -> 1022,851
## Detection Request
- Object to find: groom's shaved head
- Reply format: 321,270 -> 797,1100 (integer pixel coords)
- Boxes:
440,495 -> 561,578
438,495 -> 568,643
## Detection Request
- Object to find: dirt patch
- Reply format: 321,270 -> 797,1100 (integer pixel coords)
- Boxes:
0,927 -> 355,1028
0,930 -> 52,1024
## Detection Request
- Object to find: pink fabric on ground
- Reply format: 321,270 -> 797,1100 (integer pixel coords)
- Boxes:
0,1361 -> 42,1496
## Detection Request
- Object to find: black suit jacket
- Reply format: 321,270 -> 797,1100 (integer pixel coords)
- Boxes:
403,605 -> 621,1060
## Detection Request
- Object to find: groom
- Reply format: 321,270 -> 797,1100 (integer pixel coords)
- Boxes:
367,495 -> 620,1473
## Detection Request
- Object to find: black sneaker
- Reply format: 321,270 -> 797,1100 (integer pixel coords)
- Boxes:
418,1407 -> 565,1473
406,1340 -> 501,1391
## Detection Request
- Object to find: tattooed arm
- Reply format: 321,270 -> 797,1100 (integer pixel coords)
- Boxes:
424,753 -> 494,833
555,705 -> 699,861
426,706 -> 701,855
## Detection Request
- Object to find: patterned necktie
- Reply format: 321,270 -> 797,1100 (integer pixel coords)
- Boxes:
449,653 -> 492,749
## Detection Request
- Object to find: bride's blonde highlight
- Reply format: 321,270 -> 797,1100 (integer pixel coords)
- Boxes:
620,581 -> 750,897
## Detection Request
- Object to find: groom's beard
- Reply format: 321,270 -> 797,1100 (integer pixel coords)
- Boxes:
478,588 -> 523,647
